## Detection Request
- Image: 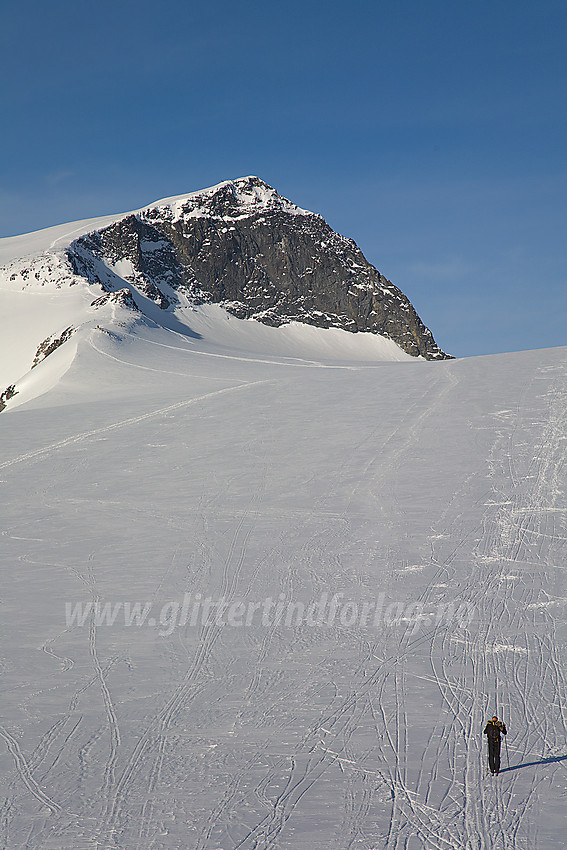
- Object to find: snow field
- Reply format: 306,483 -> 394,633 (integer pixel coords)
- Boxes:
1,323 -> 566,848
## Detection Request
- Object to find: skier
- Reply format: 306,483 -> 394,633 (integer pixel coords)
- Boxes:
484,715 -> 507,775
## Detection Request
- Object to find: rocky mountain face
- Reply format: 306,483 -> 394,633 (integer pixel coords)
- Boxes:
67,176 -> 449,359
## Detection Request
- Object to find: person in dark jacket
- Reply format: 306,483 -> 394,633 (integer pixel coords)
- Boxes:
484,715 -> 507,774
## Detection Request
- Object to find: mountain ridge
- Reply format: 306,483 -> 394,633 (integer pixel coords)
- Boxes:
68,176 -> 450,359
0,176 -> 451,407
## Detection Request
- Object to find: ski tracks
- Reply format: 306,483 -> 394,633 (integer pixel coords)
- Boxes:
93,441 -> 271,847
0,377 -> 272,473
344,359 -> 567,850
411,362 -> 567,849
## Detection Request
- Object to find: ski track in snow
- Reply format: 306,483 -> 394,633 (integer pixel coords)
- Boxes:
1,336 -> 566,849
0,377 -> 273,474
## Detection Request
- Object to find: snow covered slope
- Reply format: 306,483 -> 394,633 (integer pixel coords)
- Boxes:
1,295 -> 566,848
0,188 -> 565,848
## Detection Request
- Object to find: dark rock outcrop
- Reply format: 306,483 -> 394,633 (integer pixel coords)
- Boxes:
67,177 -> 451,359
0,384 -> 17,412
32,326 -> 76,368
91,288 -> 140,311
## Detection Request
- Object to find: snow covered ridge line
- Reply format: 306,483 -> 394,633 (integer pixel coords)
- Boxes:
65,592 -> 475,637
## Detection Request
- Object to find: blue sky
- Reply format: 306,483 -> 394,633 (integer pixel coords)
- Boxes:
1,0 -> 565,357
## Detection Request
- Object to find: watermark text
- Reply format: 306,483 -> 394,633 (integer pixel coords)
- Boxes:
65,592 -> 475,637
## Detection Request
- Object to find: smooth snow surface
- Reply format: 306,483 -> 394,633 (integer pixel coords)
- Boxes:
1,313 -> 567,848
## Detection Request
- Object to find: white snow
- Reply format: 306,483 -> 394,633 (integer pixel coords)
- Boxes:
112,258 -> 136,280
0,288 -> 86,387
144,176 -> 309,223
1,200 -> 567,849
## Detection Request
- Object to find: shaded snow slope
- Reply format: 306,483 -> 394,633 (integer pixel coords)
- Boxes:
1,323 -> 566,848
0,292 -> 413,411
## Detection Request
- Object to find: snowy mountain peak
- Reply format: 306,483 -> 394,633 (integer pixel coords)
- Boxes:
142,176 -> 308,224
0,176 -> 453,410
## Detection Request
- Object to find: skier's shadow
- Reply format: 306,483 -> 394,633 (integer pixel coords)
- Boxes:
500,754 -> 567,773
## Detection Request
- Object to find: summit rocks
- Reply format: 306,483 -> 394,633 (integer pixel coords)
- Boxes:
67,177 -> 450,360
